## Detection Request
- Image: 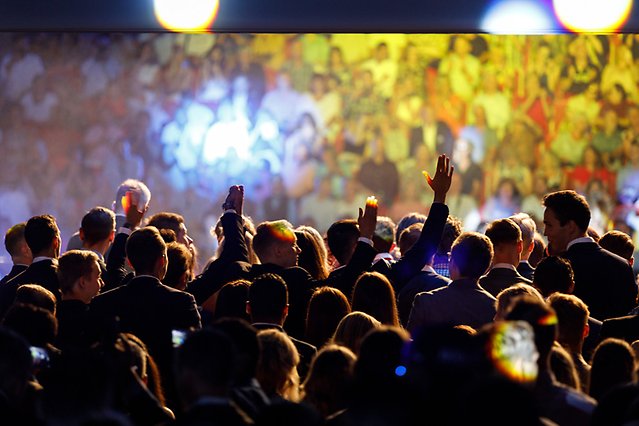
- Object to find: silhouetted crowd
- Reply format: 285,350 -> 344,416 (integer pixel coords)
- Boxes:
2,154 -> 639,426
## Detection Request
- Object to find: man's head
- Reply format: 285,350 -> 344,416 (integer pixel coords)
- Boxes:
449,232 -> 493,280
398,223 -> 423,257
373,216 -> 396,254
599,230 -> 635,266
547,293 -> 589,351
438,216 -> 464,256
532,255 -> 575,298
79,207 -> 115,252
125,227 -> 167,279
24,215 -> 61,258
484,218 -> 523,266
113,179 -> 151,216
396,212 -> 427,241
542,190 -> 591,254
247,273 -> 288,325
252,220 -> 301,268
163,242 -> 193,291
15,284 -> 57,314
509,213 -> 537,261
4,222 -> 32,265
57,250 -> 103,303
146,212 -> 193,249
326,219 -> 360,266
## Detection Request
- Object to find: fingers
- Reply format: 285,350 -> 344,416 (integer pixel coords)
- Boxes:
358,207 -> 363,220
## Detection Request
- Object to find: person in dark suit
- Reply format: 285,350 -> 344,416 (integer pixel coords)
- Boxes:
396,222 -> 451,327
90,225 -> 201,411
509,212 -> 538,281
0,222 -> 31,286
479,218 -> 532,297
173,328 -> 248,426
543,190 -> 638,320
247,273 -> 317,381
0,215 -> 62,318
407,232 -> 497,333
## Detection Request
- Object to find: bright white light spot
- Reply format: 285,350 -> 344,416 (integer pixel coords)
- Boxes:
553,0 -> 632,32
154,0 -> 219,32
259,119 -> 280,142
481,0 -> 555,34
203,121 -> 251,164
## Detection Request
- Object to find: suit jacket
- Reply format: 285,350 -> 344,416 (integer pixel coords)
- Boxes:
398,269 -> 451,327
101,231 -> 131,292
0,258 -> 60,318
407,278 -> 497,333
173,399 -> 249,426
0,264 -> 28,287
517,261 -> 535,281
478,267 -> 532,297
90,275 -> 201,381
252,323 -> 317,381
55,299 -> 95,350
599,314 -> 639,344
564,242 -> 638,320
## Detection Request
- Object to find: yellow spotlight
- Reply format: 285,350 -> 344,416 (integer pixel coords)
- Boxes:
154,0 -> 220,32
553,0 -> 632,32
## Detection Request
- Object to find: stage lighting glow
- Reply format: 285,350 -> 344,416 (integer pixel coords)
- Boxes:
154,0 -> 219,32
481,0 -> 555,34
202,120 -> 251,164
553,0 -> 632,32
259,119 -> 279,142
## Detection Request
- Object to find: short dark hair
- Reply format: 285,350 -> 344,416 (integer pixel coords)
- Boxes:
81,207 -> 115,245
4,222 -> 26,257
326,219 -> 359,265
485,218 -> 522,247
450,232 -> 493,279
146,212 -> 184,236
529,232 -> 547,268
396,212 -> 427,240
599,230 -> 635,261
532,256 -> 574,298
542,190 -> 591,232
163,242 -> 193,289
15,284 -> 56,314
252,220 -> 295,263
248,273 -> 288,320
126,227 -> 166,274
547,293 -> 589,348
398,223 -> 423,255
2,303 -> 58,347
438,216 -> 463,255
58,250 -> 100,295
24,215 -> 59,255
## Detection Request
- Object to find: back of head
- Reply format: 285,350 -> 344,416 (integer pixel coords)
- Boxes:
509,213 -> 537,250
146,212 -> 184,237
528,232 -> 547,268
332,311 -> 381,355
494,283 -> 544,321
450,232 -> 493,280
25,214 -> 59,256
485,218 -> 522,249
114,179 -> 151,215
163,241 -> 193,290
532,255 -> 574,298
256,329 -> 300,400
295,227 -> 329,281
504,295 -> 557,365
125,226 -> 166,275
305,286 -> 351,349
15,284 -> 57,314
80,207 -> 116,245
373,216 -> 396,253
4,222 -> 27,258
547,293 -> 589,348
57,250 -> 99,296
252,220 -> 295,264
2,302 -> 58,347
396,212 -> 427,242
590,338 -> 636,401
326,219 -> 359,265
438,215 -> 463,256
175,328 -> 237,403
213,280 -> 251,322
351,272 -> 399,326
211,317 -> 260,384
248,273 -> 288,322
542,190 -> 591,232
398,222 -> 423,256
599,230 -> 635,261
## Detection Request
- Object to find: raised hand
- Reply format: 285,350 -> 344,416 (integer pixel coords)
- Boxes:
223,185 -> 244,216
422,154 -> 454,203
358,196 -> 378,240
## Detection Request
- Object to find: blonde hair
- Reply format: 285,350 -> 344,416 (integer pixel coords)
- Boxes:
256,329 -> 300,401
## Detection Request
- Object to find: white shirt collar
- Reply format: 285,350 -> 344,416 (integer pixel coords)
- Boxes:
32,256 -> 53,263
421,264 -> 436,273
373,252 -> 394,263
490,263 -> 517,271
567,236 -> 595,250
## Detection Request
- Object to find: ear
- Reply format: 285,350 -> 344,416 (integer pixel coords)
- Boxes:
630,257 -> 635,267
282,304 -> 289,321
79,228 -> 86,242
108,230 -> 115,243
583,322 -> 590,339
245,301 -> 252,316
516,240 -> 523,254
526,240 -> 535,255
126,257 -> 133,269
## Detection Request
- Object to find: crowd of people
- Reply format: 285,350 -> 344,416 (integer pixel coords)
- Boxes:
5,32 -> 639,266
2,154 -> 639,425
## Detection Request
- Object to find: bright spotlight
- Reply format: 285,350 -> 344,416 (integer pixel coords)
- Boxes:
154,0 -> 220,32
553,0 -> 632,32
481,0 -> 556,34
202,120 -> 251,164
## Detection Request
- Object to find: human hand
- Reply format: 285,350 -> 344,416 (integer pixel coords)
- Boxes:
422,154 -> 454,203
223,185 -> 244,216
358,196 -> 378,240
